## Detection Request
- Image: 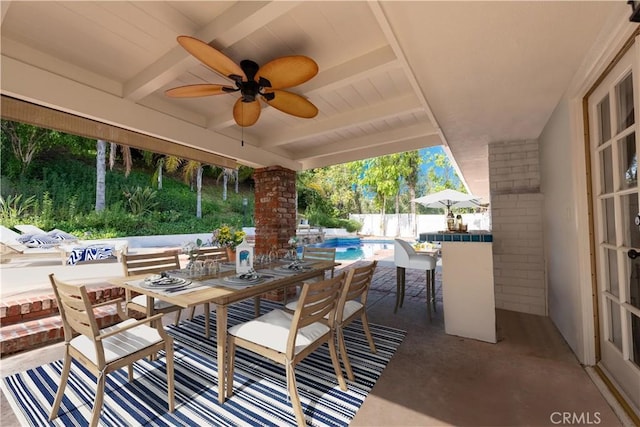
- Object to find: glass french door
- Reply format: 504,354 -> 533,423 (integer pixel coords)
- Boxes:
589,38 -> 640,412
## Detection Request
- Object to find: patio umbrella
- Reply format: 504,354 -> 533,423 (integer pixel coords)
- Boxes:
412,189 -> 481,211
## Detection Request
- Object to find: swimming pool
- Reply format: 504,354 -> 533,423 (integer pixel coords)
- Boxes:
305,237 -> 393,261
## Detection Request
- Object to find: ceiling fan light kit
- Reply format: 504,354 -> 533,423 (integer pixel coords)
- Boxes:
166,35 -> 319,127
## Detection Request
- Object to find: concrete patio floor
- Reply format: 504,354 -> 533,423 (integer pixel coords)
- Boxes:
0,252 -> 630,426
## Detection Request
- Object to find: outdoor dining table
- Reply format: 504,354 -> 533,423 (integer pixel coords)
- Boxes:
109,259 -> 337,404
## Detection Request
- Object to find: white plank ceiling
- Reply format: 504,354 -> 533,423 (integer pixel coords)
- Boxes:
0,1 -> 620,201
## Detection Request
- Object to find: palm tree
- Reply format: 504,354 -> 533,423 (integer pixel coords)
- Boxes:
144,152 -> 183,190
95,140 -> 107,211
95,140 -> 132,212
109,142 -> 132,176
217,167 -> 238,201
182,160 -> 204,218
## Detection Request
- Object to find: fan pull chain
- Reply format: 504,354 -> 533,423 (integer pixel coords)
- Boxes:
241,102 -> 244,147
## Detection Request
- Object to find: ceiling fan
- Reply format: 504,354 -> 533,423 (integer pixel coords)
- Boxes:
165,36 -> 319,127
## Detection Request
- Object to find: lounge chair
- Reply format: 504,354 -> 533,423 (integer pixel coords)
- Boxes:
14,224 -> 49,235
1,225 -> 128,265
0,225 -> 61,263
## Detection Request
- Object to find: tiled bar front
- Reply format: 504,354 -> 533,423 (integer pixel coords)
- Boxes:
420,232 -> 496,343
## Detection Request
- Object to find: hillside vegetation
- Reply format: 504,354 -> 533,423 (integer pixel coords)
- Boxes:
1,145 -> 255,239
1,121 -> 463,238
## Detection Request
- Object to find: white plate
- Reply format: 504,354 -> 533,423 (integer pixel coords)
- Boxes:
141,277 -> 190,289
223,275 -> 263,285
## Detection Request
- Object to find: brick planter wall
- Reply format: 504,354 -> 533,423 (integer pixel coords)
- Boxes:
0,286 -> 127,356
253,165 -> 298,301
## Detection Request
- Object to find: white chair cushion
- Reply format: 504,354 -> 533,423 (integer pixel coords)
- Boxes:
286,299 -> 363,321
228,309 -> 329,354
284,300 -> 299,311
406,254 -> 436,270
70,318 -> 163,365
342,300 -> 363,319
131,294 -> 175,310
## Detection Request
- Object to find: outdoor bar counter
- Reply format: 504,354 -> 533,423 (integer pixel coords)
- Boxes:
419,231 -> 496,343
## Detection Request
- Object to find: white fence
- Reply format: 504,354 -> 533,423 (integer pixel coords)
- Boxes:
349,213 -> 491,239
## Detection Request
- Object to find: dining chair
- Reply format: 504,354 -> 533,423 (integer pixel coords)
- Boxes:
226,272 -> 348,426
334,260 -> 378,380
394,238 -> 437,320
302,246 -> 337,278
48,274 -> 174,427
286,260 -> 378,381
121,250 -> 183,326
186,246 -> 229,321
194,246 -> 229,262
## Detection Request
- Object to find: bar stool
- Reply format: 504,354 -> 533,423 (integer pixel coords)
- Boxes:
393,238 -> 437,321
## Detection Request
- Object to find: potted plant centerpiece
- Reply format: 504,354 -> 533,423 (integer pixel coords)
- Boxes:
212,224 -> 245,261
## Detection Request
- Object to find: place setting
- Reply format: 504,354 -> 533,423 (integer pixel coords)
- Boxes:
272,259 -> 313,275
129,273 -> 195,295
201,269 -> 276,289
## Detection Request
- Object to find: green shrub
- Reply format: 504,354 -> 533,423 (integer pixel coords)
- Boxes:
123,186 -> 158,215
0,194 -> 37,219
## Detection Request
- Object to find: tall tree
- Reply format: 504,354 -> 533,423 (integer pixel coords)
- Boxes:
144,152 -> 182,190
217,167 -> 237,201
93,141 -> 132,213
424,151 -> 463,193
360,155 -> 404,235
0,120 -> 50,175
182,160 -> 204,217
108,142 -> 132,177
95,140 -> 106,212
398,151 -> 422,236
196,165 -> 203,218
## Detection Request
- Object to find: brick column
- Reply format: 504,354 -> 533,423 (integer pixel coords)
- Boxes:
253,166 -> 297,301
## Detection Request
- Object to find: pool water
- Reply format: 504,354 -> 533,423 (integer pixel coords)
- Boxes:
305,237 -> 393,261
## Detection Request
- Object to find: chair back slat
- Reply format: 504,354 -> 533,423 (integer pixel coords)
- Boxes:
336,261 -> 377,323
302,247 -> 336,263
291,273 -> 345,334
344,260 -> 377,303
49,274 -> 100,341
195,247 -> 229,262
122,251 -> 181,276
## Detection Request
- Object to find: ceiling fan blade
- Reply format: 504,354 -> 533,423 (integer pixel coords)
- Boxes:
165,84 -> 234,98
233,98 -> 261,127
256,56 -> 318,89
177,35 -> 246,81
263,90 -> 318,118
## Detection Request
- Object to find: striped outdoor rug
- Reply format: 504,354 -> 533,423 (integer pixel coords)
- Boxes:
2,300 -> 406,426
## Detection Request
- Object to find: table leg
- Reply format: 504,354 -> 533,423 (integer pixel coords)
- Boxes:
254,296 -> 261,317
217,304 -> 228,404
431,269 -> 437,312
394,267 -> 405,313
147,296 -> 160,361
204,303 -> 210,339
426,270 -> 432,321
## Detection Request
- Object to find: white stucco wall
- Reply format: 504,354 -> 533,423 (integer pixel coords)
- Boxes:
539,96 -> 586,362
538,4 -> 633,365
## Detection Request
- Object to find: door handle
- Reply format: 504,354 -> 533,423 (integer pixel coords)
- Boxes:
628,249 -> 640,259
